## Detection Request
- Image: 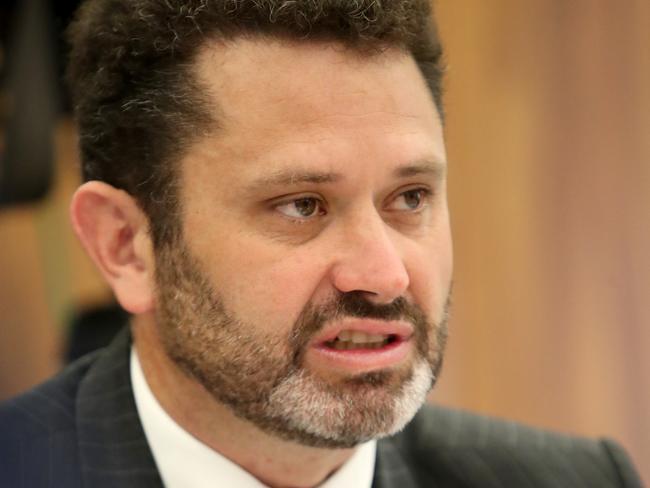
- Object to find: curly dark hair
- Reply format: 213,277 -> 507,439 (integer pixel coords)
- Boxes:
67,0 -> 445,247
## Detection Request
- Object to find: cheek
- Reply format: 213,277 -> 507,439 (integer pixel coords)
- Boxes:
208,239 -> 328,331
408,229 -> 453,313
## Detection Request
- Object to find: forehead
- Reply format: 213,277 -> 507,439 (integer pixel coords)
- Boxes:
186,37 -> 444,185
195,37 -> 438,125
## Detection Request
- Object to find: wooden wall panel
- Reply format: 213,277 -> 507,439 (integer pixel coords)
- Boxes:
0,205 -> 60,396
0,121 -> 110,399
434,0 -> 649,482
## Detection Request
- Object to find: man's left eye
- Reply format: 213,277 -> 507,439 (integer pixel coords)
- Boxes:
388,188 -> 431,211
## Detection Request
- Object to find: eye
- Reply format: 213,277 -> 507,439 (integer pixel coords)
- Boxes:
275,197 -> 326,220
388,188 -> 432,212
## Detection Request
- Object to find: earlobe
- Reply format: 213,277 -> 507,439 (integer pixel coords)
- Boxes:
70,181 -> 155,314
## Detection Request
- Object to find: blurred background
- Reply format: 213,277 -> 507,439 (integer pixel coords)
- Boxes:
0,0 -> 648,483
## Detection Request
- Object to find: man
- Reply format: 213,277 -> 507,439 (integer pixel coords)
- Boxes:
0,1 -> 643,487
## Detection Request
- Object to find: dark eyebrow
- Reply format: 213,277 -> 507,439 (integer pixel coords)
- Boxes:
245,169 -> 343,193
393,160 -> 447,180
245,159 -> 446,193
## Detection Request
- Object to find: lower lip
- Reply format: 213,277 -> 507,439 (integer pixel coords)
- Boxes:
307,338 -> 412,373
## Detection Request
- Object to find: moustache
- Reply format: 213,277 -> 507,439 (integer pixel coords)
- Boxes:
288,291 -> 432,363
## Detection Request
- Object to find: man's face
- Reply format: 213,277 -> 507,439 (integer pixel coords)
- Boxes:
154,39 -> 452,448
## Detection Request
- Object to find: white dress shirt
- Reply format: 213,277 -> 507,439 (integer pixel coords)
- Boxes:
131,348 -> 377,487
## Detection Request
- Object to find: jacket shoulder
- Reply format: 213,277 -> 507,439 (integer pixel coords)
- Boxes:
381,404 -> 643,487
0,353 -> 100,488
0,352 -> 98,439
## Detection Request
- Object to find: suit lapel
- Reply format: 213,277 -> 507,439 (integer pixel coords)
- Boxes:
372,437 -> 423,488
76,327 -> 164,488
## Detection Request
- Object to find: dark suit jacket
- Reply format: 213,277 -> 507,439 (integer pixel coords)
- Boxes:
0,328 -> 643,488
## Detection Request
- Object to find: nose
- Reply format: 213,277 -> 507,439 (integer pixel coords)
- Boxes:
329,212 -> 410,304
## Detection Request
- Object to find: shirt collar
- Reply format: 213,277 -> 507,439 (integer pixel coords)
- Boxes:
130,347 -> 377,488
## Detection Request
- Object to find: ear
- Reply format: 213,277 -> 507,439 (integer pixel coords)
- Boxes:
70,181 -> 155,314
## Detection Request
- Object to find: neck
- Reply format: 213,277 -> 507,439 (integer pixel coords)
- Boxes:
132,316 -> 356,488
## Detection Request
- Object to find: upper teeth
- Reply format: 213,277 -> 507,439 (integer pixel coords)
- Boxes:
336,331 -> 387,344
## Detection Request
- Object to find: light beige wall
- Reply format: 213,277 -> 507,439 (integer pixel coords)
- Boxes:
433,0 -> 649,483
0,0 -> 647,483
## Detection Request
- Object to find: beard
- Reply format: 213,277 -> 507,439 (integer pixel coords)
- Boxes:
154,238 -> 450,449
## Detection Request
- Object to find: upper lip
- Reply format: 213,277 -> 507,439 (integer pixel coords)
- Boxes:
312,319 -> 414,345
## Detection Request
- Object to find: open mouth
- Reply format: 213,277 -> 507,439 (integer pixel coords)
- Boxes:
323,331 -> 400,351
308,320 -> 414,372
